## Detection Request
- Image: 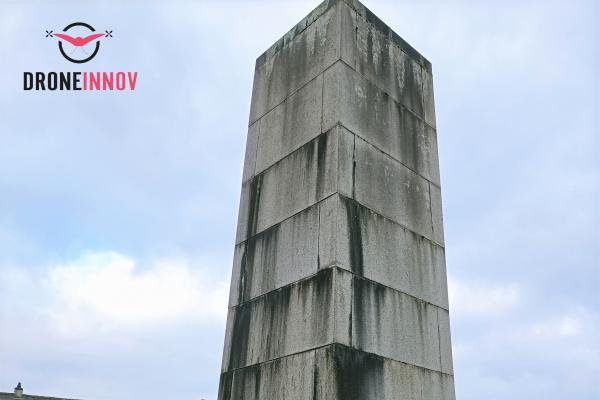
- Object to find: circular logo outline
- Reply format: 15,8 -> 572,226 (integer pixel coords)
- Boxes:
58,22 -> 100,64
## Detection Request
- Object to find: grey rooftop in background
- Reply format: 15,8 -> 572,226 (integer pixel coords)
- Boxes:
0,395 -> 80,400
0,383 -> 80,400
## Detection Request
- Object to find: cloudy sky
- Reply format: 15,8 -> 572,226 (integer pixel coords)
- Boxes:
0,0 -> 597,399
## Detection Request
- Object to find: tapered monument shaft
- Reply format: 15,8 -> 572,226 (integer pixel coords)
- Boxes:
218,0 -> 455,398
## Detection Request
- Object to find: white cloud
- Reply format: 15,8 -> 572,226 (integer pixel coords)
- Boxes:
526,314 -> 583,339
45,251 -> 229,334
1,251 -> 230,338
0,251 -> 230,399
448,276 -> 521,318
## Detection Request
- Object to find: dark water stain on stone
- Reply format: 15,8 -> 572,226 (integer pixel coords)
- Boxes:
312,357 -> 319,400
264,284 -> 292,360
311,268 -> 334,344
353,277 -> 387,351
253,365 -> 262,399
246,174 -> 263,239
366,25 -> 374,68
315,133 -> 329,201
402,57 -> 423,117
344,198 -> 364,277
302,134 -> 316,186
228,305 -> 252,371
230,368 -> 246,400
332,345 -> 384,400
348,277 -> 353,347
352,276 -> 365,350
239,223 -> 281,304
259,225 -> 280,297
415,299 -> 426,340
401,107 -> 417,171
373,281 -> 385,342
362,6 -> 431,73
236,174 -> 264,304
217,372 -> 233,400
238,241 -> 254,304
231,365 -> 258,400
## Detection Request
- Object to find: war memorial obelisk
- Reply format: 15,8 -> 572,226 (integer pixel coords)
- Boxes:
218,0 -> 455,398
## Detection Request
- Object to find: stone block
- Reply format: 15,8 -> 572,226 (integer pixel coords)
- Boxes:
354,15 -> 424,117
229,204 -> 320,306
422,70 -> 437,129
249,1 -> 350,123
325,344 -> 453,400
424,124 -> 441,184
255,75 -> 324,174
347,196 -> 448,308
236,127 -> 353,244
219,344 -> 455,400
319,194 -> 448,308
218,350 -> 316,400
438,308 -> 454,375
221,268 -> 351,372
241,121 -> 260,183
352,276 -> 442,371
317,194 -> 349,272
430,183 -> 445,245
323,62 -> 439,184
403,110 -> 440,184
323,62 -> 403,156
353,135 -> 433,240
341,0 -> 432,73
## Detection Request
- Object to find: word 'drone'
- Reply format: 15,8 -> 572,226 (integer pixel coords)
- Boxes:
24,71 -> 138,91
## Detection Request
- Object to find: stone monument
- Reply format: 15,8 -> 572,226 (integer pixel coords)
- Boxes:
218,0 -> 455,398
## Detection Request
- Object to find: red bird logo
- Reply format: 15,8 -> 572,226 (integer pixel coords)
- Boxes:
53,33 -> 105,47
46,23 -> 112,63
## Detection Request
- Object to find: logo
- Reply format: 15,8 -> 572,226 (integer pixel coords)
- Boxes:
24,21 -> 138,92
46,22 -> 112,64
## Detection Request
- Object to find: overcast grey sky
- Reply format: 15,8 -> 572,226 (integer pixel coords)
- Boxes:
0,1 -> 598,399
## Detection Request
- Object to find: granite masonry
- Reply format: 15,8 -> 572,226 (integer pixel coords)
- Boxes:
218,0 -> 455,398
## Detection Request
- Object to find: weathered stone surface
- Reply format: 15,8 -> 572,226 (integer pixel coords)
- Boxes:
323,61 -> 403,155
424,124 -> 441,184
235,127 -> 353,244
249,2 -> 341,124
403,110 -> 440,184
352,277 -> 442,372
241,121 -> 260,183
330,345 -> 454,400
323,62 -> 439,184
353,135 -> 434,240
319,194 -> 448,308
221,268 -> 351,372
430,183 -> 445,245
347,196 -> 448,308
255,75 -> 324,174
218,351 -> 316,400
229,204 -> 320,307
219,344 -> 453,400
226,265 -> 448,374
355,16 -> 424,118
438,308 -> 454,375
249,0 -> 433,123
341,0 -> 432,73
221,1 -> 454,398
422,70 -> 437,129
317,194 -> 348,271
